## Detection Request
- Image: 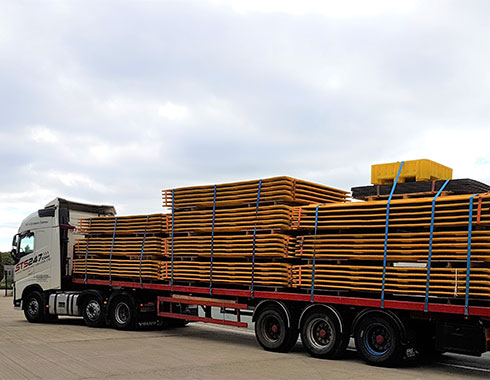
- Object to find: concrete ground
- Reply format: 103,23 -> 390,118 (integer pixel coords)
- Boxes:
0,296 -> 489,380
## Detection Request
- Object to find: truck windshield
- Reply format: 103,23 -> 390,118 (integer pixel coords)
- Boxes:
19,234 -> 34,256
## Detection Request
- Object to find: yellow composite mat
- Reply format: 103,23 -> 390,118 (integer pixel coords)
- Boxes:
163,234 -> 295,258
170,205 -> 293,233
292,264 -> 490,298
75,236 -> 165,257
160,261 -> 291,286
73,258 -> 161,280
74,234 -> 295,259
296,230 -> 490,261
78,214 -> 167,235
73,258 -> 291,286
292,193 -> 490,230
163,176 -> 348,209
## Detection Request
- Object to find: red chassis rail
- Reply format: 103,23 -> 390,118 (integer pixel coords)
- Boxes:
72,277 -> 490,318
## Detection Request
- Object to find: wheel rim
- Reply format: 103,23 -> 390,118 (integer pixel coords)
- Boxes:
261,315 -> 282,343
86,300 -> 101,321
27,298 -> 39,318
307,317 -> 335,351
114,302 -> 130,325
364,323 -> 391,356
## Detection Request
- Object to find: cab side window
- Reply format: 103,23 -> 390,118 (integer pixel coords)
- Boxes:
19,234 -> 35,257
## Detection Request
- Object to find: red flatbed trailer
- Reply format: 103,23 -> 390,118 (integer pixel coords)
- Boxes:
72,277 -> 490,319
71,275 -> 490,368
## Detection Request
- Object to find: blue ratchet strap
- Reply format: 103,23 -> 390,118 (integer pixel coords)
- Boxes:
381,161 -> 404,308
424,180 -> 450,312
84,218 -> 92,284
465,194 -> 479,316
139,215 -> 149,289
310,204 -> 325,302
251,179 -> 262,298
170,189 -> 175,291
209,185 -> 217,295
109,216 -> 118,286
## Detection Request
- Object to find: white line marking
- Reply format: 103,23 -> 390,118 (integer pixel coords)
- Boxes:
193,323 -> 255,336
437,362 -> 490,373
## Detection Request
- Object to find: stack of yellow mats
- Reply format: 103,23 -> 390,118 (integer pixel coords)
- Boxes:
169,205 -> 293,233
75,236 -> 165,257
292,194 -> 490,230
295,231 -> 490,261
163,176 -> 348,209
292,264 -> 490,298
73,258 -> 161,280
160,261 -> 291,287
164,234 -> 295,258
77,214 -> 167,235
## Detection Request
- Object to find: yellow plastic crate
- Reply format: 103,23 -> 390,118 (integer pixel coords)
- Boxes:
371,159 -> 453,185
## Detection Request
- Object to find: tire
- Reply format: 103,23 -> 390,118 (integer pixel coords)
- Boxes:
23,291 -> 45,323
301,310 -> 349,359
255,305 -> 298,353
354,314 -> 403,367
82,295 -> 106,328
109,296 -> 136,330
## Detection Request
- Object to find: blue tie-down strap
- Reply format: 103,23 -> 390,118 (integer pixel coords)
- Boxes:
139,215 -> 149,288
84,218 -> 92,284
381,161 -> 404,308
251,179 -> 262,298
424,179 -> 450,312
209,185 -> 217,295
109,217 -> 118,286
310,204 -> 324,302
465,193 -> 479,316
170,189 -> 175,289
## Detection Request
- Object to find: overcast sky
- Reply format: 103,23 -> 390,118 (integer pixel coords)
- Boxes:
1,0 -> 490,250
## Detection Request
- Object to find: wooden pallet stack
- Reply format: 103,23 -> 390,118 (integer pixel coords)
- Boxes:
161,177 -> 348,288
291,193 -> 490,299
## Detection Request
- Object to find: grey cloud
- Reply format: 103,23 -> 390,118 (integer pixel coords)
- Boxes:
1,1 -> 490,248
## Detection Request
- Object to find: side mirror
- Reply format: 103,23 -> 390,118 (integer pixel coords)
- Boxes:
10,248 -> 19,263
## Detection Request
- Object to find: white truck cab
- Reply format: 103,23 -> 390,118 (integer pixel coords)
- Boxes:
11,198 -> 115,318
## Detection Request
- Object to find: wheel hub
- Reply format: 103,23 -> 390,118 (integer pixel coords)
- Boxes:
307,317 -> 335,351
86,300 -> 101,321
365,324 -> 391,355
262,315 -> 282,342
115,302 -> 130,325
28,299 -> 39,316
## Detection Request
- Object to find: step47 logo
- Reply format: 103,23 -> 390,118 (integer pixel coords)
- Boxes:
15,251 -> 51,273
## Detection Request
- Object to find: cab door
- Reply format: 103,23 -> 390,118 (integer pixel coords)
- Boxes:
14,227 -> 60,296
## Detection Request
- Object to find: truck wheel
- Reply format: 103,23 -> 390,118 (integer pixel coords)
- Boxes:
109,296 -> 135,330
354,314 -> 403,367
255,305 -> 298,353
301,310 -> 349,359
82,296 -> 106,327
24,291 -> 45,323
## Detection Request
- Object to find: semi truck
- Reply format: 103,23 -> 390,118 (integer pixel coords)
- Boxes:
9,193 -> 490,367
